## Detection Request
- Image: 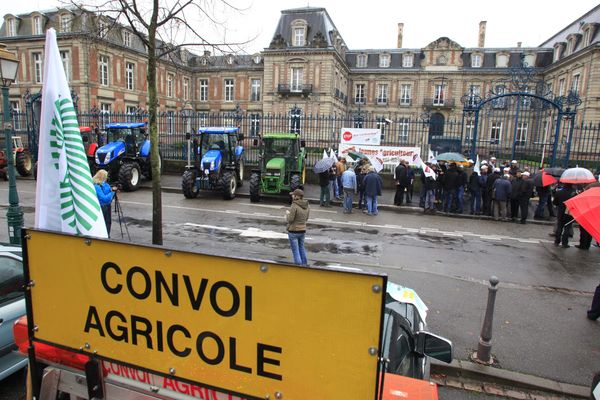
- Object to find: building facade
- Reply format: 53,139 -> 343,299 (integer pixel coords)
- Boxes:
1,5 -> 599,151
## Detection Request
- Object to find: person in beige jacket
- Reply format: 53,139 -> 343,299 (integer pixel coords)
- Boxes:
286,189 -> 310,265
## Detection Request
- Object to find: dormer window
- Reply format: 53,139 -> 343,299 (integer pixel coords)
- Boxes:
291,19 -> 307,47
471,53 -> 482,68
582,23 -> 598,47
6,18 -> 17,37
98,19 -> 107,35
402,53 -> 413,68
226,55 -> 234,65
123,30 -> 131,47
379,53 -> 390,68
523,53 -> 536,67
553,42 -> 565,62
60,13 -> 71,33
253,54 -> 262,64
32,15 -> 42,35
496,53 -> 509,68
356,54 -> 367,68
566,34 -> 581,55
293,27 -> 305,46
201,57 -> 208,66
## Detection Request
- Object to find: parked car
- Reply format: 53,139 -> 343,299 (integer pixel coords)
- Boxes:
382,282 -> 452,380
0,244 -> 26,381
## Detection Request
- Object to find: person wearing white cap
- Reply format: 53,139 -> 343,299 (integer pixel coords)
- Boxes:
509,160 -> 520,176
484,167 -> 502,216
515,171 -> 534,224
489,157 -> 497,168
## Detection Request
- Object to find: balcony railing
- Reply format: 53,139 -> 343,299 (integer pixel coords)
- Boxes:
277,84 -> 313,96
423,98 -> 456,109
398,99 -> 412,106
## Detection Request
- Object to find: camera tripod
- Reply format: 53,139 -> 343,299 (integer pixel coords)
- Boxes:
113,192 -> 131,241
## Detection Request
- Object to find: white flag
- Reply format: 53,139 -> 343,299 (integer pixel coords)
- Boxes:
366,150 -> 384,173
473,154 -> 481,174
35,29 -> 108,238
322,149 -> 328,159
422,164 -> 437,180
428,147 -> 436,163
329,148 -> 338,162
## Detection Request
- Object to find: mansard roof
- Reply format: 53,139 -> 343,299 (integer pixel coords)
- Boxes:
539,4 -> 600,50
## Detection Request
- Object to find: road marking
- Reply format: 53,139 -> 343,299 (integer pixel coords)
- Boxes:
184,223 -> 289,239
121,200 -> 549,246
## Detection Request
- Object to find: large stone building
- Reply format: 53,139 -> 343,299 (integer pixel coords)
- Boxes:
1,5 -> 599,150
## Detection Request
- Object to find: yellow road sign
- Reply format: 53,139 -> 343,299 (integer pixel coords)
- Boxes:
24,229 -> 386,400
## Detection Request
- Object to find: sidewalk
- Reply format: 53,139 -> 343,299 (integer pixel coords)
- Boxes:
152,174 -> 555,227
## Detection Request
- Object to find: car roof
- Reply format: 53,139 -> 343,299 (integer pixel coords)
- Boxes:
198,127 -> 239,134
105,122 -> 147,129
0,243 -> 22,261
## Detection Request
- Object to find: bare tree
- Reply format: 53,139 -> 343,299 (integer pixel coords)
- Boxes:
76,0 -> 247,245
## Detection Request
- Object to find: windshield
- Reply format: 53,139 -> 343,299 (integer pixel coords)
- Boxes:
0,256 -> 24,305
264,138 -> 294,158
200,134 -> 228,157
106,128 -> 135,143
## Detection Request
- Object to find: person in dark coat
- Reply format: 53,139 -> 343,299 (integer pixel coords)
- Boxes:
588,282 -> 600,320
406,166 -> 415,203
492,174 -> 512,221
355,159 -> 368,210
468,170 -> 482,215
318,170 -> 331,207
486,168 -> 501,217
518,171 -> 534,224
456,165 -> 468,214
394,160 -> 408,206
442,163 -> 459,213
575,182 -> 599,249
479,166 -> 489,215
510,171 -> 524,221
553,183 -> 576,247
363,166 -> 383,216
534,181 -> 552,220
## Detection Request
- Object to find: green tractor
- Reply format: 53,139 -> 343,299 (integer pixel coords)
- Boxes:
249,132 -> 306,202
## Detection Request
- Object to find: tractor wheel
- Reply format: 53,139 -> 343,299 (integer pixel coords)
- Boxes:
118,162 -> 141,192
220,171 -> 237,200
182,170 -> 199,199
236,159 -> 245,187
249,172 -> 260,203
290,173 -> 303,191
15,151 -> 33,177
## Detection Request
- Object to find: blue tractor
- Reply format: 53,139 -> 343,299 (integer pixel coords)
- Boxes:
181,127 -> 244,200
94,122 -> 159,191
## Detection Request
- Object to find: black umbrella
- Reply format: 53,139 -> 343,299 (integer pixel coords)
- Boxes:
313,157 -> 335,173
544,167 -> 566,177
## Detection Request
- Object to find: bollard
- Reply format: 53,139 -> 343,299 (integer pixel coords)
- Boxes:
472,276 -> 499,365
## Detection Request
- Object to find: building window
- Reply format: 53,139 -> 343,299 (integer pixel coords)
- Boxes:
516,122 -> 527,146
399,84 -> 411,105
558,78 -> 565,96
471,54 -> 482,68
398,118 -> 409,142
123,30 -> 132,47
289,107 -> 301,134
250,113 -> 261,136
165,111 -> 174,134
353,114 -> 364,128
467,84 -> 480,107
571,74 -> 580,95
60,51 -> 70,82
465,119 -> 475,141
224,78 -> 234,101
355,84 -> 365,104
167,74 -> 174,97
357,54 -> 367,68
290,68 -> 303,92
376,117 -> 387,140
433,84 -> 445,105
99,55 -> 109,86
33,16 -> 42,35
199,79 -> 208,102
496,54 -> 509,68
6,18 -> 16,37
183,78 -> 190,101
253,54 -> 261,64
100,103 -> 111,127
493,85 -> 506,108
379,54 -> 390,68
125,62 -> 135,90
60,14 -> 71,33
98,19 -> 107,35
251,79 -> 261,102
126,105 -> 137,116
293,27 -> 305,47
402,54 -> 413,68
376,84 -> 388,104
490,122 -> 502,144
11,101 -> 21,131
521,86 -> 531,108
33,52 -> 43,84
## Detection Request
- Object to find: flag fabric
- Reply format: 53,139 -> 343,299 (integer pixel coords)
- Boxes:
411,153 -> 423,168
366,150 -> 384,172
422,164 -> 437,180
35,28 -> 108,238
329,149 -> 338,162
322,149 -> 328,159
428,147 -> 436,163
473,154 -> 481,174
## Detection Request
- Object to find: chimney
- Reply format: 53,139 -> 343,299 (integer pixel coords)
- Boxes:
397,23 -> 404,48
478,21 -> 486,48
517,42 -> 522,48
204,50 -> 211,56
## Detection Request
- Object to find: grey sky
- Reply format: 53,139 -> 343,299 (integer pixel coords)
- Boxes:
3,0 -> 599,53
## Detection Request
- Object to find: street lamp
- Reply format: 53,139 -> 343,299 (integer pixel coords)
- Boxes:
0,44 -> 23,245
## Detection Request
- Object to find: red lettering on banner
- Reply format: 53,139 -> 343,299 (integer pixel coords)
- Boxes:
175,380 -> 191,395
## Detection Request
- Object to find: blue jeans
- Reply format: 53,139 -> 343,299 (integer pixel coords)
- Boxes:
470,190 -> 481,213
331,179 -> 338,199
424,189 -> 435,209
288,232 -> 307,266
336,176 -> 343,197
443,189 -> 456,212
343,189 -> 354,212
457,186 -> 465,213
366,195 -> 378,215
535,192 -> 549,217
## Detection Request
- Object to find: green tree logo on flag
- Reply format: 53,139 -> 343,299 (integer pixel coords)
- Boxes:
49,96 -> 101,234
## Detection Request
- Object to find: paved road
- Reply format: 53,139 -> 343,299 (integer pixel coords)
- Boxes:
0,177 -> 598,398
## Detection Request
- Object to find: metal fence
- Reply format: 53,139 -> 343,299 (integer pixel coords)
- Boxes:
9,110 -> 600,173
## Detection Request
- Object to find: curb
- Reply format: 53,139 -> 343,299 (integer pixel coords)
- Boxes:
144,184 -> 555,226
431,359 -> 589,398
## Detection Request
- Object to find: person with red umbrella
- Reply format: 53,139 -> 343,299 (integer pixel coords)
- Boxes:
553,183 -> 576,248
